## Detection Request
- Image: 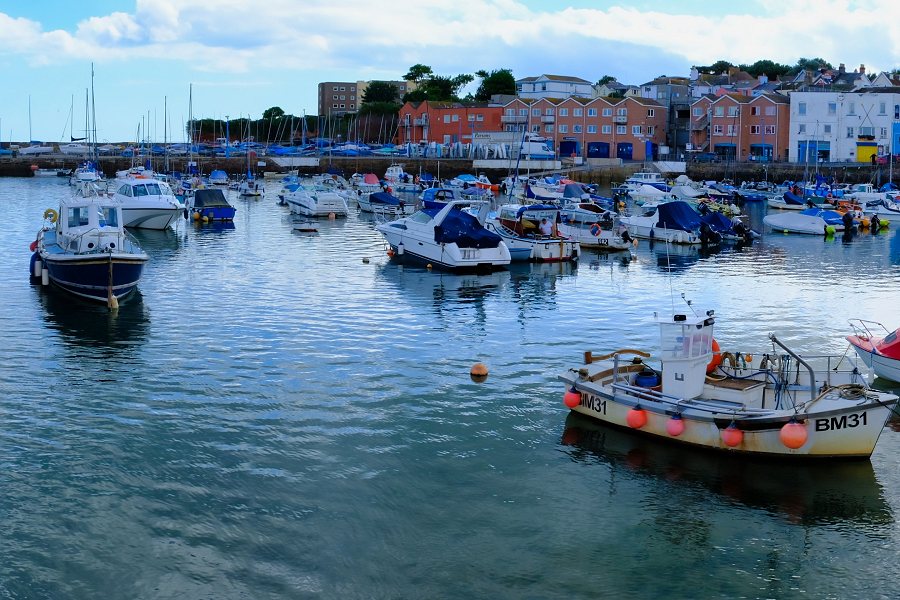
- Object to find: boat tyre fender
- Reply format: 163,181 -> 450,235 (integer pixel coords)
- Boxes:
44,208 -> 58,223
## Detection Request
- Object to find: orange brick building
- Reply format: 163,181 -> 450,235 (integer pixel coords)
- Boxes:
689,94 -> 790,162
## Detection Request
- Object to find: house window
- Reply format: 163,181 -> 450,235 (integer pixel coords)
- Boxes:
881,127 -> 888,138
693,107 -> 703,116
587,125 -> 597,133
647,109 -> 655,117
545,124 -> 554,133
520,109 -> 528,117
823,124 -> 831,134
339,104 -> 345,108
828,102 -> 836,115
714,107 -> 724,117
713,125 -> 723,135
861,126 -> 874,136
602,108 -> 612,117
848,102 -> 856,115
798,102 -> 806,116
468,115 -> 475,122
616,107 -> 627,116
505,108 -> 515,116
632,125 -> 641,135
880,102 -> 887,114
332,104 -> 338,109
750,125 -> 761,134
616,125 -> 626,134
332,86 -> 338,91
751,106 -> 760,116
601,125 -> 611,134
765,106 -> 776,116
351,87 -> 356,91
339,86 -> 345,91
444,115 -> 451,124
340,95 -> 345,100
765,125 -> 776,135
559,108 -> 568,117
573,124 -> 582,133
573,108 -> 583,117
559,125 -> 568,133
476,114 -> 483,121
452,115 -> 459,122
646,126 -> 654,135
587,108 -> 597,117
798,124 -> 806,134
847,126 -> 854,138
726,124 -> 736,136
545,108 -> 554,116
532,108 -> 541,116
727,106 -> 739,117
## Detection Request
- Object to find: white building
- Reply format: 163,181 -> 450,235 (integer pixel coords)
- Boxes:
516,74 -> 594,100
788,90 -> 900,163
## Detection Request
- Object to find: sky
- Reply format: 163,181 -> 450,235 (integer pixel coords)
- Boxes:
1,0 -> 899,143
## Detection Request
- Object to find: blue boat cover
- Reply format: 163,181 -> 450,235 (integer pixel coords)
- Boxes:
783,191 -> 805,205
194,189 -> 234,208
800,208 -> 843,224
657,201 -> 700,232
369,191 -> 402,206
563,183 -> 587,198
426,207 -> 503,249
516,203 -> 557,218
700,211 -> 737,236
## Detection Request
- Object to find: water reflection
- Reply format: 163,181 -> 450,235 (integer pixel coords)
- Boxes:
561,413 -> 892,527
36,286 -> 149,352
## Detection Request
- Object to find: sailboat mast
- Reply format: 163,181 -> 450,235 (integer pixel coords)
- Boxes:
90,63 -> 97,161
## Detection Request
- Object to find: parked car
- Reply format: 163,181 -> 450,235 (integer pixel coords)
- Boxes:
690,152 -> 720,163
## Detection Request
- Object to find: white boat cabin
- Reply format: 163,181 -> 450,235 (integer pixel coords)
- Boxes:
657,310 -> 715,399
54,196 -> 128,254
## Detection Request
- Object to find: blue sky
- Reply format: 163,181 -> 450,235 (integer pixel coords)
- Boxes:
1,0 -> 898,142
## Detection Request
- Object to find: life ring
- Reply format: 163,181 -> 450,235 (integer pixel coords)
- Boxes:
43,208 -> 58,223
706,339 -> 722,374
589,223 -> 602,236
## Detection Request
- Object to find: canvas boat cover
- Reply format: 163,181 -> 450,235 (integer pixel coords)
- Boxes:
369,191 -> 402,206
657,201 -> 701,232
193,189 -> 233,208
426,207 -> 503,249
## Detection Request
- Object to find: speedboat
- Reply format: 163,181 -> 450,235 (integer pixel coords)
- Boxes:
31,182 -> 148,305
283,182 -> 349,217
619,200 -> 709,245
188,188 -> 236,221
763,210 -> 839,235
558,305 -> 898,458
847,320 -> 900,382
111,177 -> 184,229
376,200 -> 511,271
357,191 -> 413,215
420,187 -> 460,208
862,197 -> 900,224
484,203 -> 579,262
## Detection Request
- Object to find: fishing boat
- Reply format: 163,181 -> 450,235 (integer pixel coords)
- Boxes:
376,200 -> 511,271
111,177 -> 184,229
558,305 -> 898,458
557,217 -> 633,251
847,320 -> 900,382
484,203 -> 579,262
187,188 -> 236,222
30,183 -> 148,305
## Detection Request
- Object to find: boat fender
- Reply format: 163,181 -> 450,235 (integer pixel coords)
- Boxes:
589,223 -> 602,236
706,339 -> 722,374
43,208 -> 58,223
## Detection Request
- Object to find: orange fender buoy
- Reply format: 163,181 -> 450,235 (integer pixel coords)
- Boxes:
706,339 -> 722,374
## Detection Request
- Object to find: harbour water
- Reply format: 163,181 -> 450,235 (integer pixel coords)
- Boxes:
3,176 -> 900,598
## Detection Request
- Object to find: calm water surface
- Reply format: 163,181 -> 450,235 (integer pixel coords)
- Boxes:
2,176 -> 900,599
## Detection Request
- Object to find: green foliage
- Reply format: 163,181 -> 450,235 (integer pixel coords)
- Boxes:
793,57 -> 833,73
362,81 -> 400,104
737,60 -> 792,79
696,60 -> 735,74
596,75 -> 617,86
404,64 -> 433,83
359,101 -> 401,116
473,68 -> 515,101
262,106 -> 285,120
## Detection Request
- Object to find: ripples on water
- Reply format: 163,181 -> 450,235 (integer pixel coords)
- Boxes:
2,177 -> 900,598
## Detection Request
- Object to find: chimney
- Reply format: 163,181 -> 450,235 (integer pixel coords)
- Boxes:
839,63 -> 845,74
758,74 -> 768,85
860,64 -> 866,74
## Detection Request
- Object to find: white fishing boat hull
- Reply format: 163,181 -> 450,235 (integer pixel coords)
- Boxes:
557,222 -> 631,250
763,212 -> 836,234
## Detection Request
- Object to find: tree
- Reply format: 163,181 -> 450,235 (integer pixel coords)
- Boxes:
404,64 -> 433,83
739,60 -> 792,79
697,60 -> 735,74
792,57 -> 833,74
262,106 -> 285,120
596,75 -> 617,86
473,68 -> 515,101
362,81 -> 400,104
401,72 -> 474,103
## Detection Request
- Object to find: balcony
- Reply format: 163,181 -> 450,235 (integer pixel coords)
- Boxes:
541,115 -> 555,123
613,115 -> 627,124
501,115 -> 527,124
413,118 -> 428,126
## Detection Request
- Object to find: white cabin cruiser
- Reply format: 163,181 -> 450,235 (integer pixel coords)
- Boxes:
111,177 -> 184,229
